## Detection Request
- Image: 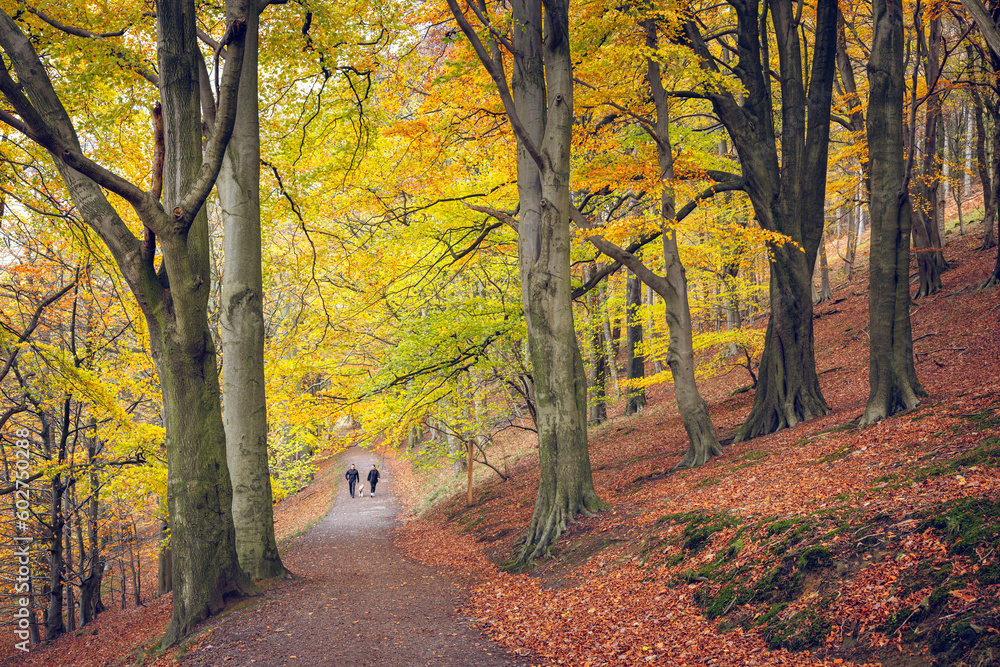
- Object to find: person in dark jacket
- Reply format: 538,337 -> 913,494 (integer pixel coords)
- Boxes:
345,464 -> 360,498
367,464 -> 380,497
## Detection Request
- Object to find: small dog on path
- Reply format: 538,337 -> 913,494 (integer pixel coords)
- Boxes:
359,486 -> 365,497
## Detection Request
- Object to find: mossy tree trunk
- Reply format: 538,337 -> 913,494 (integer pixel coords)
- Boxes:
0,0 -> 254,647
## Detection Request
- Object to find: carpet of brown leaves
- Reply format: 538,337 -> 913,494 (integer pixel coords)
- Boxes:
397,232 -> 1000,667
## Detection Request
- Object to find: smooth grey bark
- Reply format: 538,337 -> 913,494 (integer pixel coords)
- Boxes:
597,279 -> 619,397
861,0 -> 925,426
623,271 -> 646,415
643,19 -> 719,466
586,266 -> 607,424
681,0 -> 838,441
817,232 -> 833,303
0,1 -> 254,646
447,0 -> 604,563
218,1 -> 287,581
910,9 -> 944,298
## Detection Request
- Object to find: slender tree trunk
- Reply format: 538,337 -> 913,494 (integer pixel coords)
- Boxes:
862,0 -> 925,425
598,280 -> 619,397
157,519 -> 172,596
818,231 -> 833,302
911,10 -> 944,298
586,267 -> 607,424
81,427 -> 105,623
624,271 -> 646,415
218,1 -> 287,581
45,473 -> 64,641
971,84 -> 999,250
645,22 -> 719,464
646,286 -> 664,373
63,491 -> 75,633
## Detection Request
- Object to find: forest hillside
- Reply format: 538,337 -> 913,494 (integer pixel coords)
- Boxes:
4,218 -> 996,667
397,228 -> 1000,667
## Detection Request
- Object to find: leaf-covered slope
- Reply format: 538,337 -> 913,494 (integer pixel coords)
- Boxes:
404,231 -> 1000,667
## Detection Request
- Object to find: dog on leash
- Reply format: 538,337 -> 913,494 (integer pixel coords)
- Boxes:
359,485 -> 366,498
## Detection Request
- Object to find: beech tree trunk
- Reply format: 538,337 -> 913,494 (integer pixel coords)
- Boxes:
817,232 -> 833,303
624,272 -> 646,415
447,0 -> 603,562
861,0 -> 925,425
0,0 -> 254,647
155,3 -> 254,642
515,0 -> 602,562
218,1 -> 287,581
645,24 -> 719,465
646,286 -> 665,373
682,0 -> 837,441
971,84 -> 999,251
911,10 -> 944,298
586,268 -> 607,424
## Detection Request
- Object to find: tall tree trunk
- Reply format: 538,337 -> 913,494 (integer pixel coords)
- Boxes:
153,0 -> 254,643
218,1 -> 287,581
646,20 -> 720,465
464,0 -> 605,561
911,9 -> 944,298
597,279 -> 619,397
624,271 -> 646,415
81,425 -> 105,623
971,84 -> 999,250
586,267 -> 607,424
45,473 -> 64,641
0,0 -> 254,646
817,231 -> 833,302
646,286 -> 664,373
862,0 -> 925,425
683,0 -> 836,441
63,490 -> 75,633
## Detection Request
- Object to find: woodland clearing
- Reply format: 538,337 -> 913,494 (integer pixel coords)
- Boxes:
0,232 -> 997,667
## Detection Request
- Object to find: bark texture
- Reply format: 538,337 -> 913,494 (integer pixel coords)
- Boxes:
623,272 -> 646,415
512,0 -> 602,562
586,267 -> 608,424
910,9 -> 944,299
218,1 -> 287,581
682,0 -> 838,441
0,0 -> 254,646
447,0 -> 604,563
861,0 -> 925,425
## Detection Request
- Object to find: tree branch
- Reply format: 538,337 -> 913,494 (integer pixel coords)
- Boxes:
23,6 -> 159,85
444,0 -> 545,171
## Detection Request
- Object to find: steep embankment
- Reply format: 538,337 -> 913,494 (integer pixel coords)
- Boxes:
399,231 -> 1000,667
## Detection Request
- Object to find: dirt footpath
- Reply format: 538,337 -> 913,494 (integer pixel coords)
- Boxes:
181,448 -> 521,667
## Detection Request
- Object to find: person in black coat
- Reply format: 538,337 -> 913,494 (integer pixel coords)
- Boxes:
367,465 -> 380,497
345,464 -> 360,498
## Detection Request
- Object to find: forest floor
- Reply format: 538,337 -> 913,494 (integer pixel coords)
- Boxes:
2,448 -> 522,667
399,230 -> 1000,666
1,231 -> 998,667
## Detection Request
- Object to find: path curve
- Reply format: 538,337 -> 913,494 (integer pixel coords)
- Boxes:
182,447 -> 520,667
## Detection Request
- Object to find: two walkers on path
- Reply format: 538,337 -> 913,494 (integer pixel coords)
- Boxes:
345,463 -> 380,498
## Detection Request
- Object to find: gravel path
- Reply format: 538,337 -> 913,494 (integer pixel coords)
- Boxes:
181,448 -> 520,666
